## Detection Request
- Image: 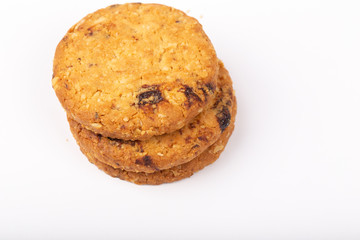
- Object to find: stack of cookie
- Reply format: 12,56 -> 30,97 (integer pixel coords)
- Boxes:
52,3 -> 236,185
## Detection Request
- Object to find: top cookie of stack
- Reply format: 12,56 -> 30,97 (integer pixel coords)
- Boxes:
52,3 -> 218,140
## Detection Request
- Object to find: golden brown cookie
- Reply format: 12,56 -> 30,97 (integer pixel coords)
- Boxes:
68,62 -> 235,173
80,110 -> 235,185
52,3 -> 218,140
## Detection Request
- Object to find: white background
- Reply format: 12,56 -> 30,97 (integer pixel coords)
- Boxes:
1,0 -> 360,239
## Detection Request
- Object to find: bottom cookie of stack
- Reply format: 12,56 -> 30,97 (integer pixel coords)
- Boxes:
79,118 -> 235,185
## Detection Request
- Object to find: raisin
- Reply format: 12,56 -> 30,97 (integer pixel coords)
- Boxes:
135,156 -> 158,170
216,106 -> 231,132
180,85 -> 202,108
137,85 -> 163,106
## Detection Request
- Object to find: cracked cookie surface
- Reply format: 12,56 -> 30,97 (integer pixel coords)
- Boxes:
53,3 -> 218,140
80,109 -> 235,185
68,62 -> 235,173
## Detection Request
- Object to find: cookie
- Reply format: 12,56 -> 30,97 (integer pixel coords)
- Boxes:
52,3 -> 218,140
81,109 -> 235,185
68,62 -> 235,173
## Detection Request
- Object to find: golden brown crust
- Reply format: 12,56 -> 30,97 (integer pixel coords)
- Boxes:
81,109 -> 235,185
53,3 -> 218,140
68,62 -> 235,173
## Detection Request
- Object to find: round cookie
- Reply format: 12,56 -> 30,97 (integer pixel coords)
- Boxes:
53,3 -> 218,140
81,109 -> 235,185
68,62 -> 235,173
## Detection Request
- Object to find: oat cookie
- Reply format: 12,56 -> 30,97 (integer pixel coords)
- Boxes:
53,3 -> 218,140
69,62 -> 235,173
81,112 -> 235,185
